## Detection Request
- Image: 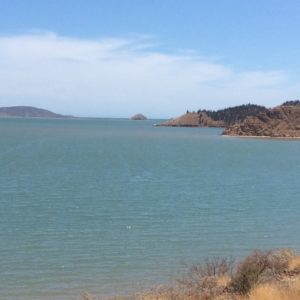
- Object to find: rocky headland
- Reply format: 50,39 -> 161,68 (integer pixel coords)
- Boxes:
0,106 -> 73,118
223,101 -> 300,138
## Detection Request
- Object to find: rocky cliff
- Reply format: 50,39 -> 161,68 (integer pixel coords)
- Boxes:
223,102 -> 300,138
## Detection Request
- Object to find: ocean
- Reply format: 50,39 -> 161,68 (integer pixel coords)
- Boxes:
1,117 -> 300,300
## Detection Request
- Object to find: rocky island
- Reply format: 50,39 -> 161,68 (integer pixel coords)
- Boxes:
130,113 -> 147,120
0,106 -> 73,118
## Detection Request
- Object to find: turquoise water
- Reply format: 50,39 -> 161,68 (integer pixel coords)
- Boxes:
1,118 -> 300,300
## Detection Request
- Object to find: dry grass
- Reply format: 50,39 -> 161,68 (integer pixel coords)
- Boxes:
245,277 -> 300,300
82,292 -> 100,300
288,256 -> 300,271
216,276 -> 231,287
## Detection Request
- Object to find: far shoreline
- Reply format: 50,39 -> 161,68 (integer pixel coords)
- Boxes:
222,134 -> 300,140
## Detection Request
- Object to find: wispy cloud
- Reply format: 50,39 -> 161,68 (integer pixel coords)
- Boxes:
0,32 -> 297,117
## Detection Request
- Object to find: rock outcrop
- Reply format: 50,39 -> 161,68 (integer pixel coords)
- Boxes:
130,113 -> 147,120
223,102 -> 300,138
0,106 -> 72,118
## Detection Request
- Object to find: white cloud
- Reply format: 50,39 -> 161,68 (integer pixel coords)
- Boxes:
0,32 -> 298,118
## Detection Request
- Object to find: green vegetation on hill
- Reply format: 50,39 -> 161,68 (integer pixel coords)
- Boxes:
159,104 -> 268,128
198,104 -> 268,126
282,100 -> 300,106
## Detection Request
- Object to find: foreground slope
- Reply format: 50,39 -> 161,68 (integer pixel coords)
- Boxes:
84,249 -> 300,300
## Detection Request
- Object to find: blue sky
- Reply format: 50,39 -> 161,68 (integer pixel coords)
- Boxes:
0,0 -> 300,117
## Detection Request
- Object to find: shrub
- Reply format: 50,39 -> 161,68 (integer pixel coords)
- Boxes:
229,250 -> 290,295
177,257 -> 234,299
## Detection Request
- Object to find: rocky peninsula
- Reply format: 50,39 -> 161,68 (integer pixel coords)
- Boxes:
158,101 -> 300,138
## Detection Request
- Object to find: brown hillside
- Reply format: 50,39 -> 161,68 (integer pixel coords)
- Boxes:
223,104 -> 300,138
158,112 -> 224,127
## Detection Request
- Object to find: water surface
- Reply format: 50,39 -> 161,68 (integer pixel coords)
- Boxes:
0,118 -> 300,299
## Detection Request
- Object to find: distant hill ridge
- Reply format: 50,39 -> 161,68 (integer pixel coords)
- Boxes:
0,106 -> 73,118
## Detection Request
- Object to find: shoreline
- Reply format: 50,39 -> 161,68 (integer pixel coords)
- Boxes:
222,134 -> 300,140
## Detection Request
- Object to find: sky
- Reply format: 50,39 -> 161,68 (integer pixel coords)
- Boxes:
0,0 -> 300,118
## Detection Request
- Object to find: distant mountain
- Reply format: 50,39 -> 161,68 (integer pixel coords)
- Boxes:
0,106 -> 73,118
158,104 -> 267,127
223,101 -> 300,138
